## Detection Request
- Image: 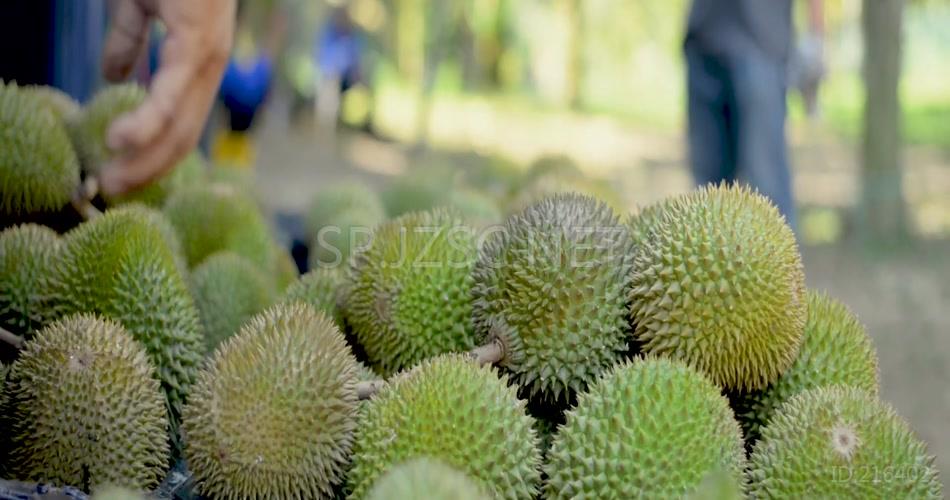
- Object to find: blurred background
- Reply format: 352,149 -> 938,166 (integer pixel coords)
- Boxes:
3,0 -> 948,482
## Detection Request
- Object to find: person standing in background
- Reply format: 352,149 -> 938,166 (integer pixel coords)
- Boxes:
684,0 -> 824,231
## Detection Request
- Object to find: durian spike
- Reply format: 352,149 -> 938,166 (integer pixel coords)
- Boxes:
357,380 -> 385,400
467,339 -> 504,366
0,325 -> 25,349
70,176 -> 102,220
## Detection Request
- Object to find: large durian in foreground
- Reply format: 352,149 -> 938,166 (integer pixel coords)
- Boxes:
0,224 -> 61,336
344,209 -> 477,376
190,251 -> 275,352
347,355 -> 542,500
471,193 -> 634,402
5,314 -> 169,492
183,303 -> 361,499
163,182 -> 273,270
730,290 -> 880,443
748,386 -> 942,498
544,357 -> 747,499
45,205 -> 203,422
68,83 -> 145,174
366,458 -> 490,500
0,81 -> 80,214
629,183 -> 806,391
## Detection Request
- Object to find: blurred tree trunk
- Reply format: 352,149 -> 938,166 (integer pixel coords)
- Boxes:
859,0 -> 907,242
565,0 -> 584,109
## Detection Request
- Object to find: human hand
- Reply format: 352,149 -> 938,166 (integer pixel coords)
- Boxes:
99,0 -> 236,196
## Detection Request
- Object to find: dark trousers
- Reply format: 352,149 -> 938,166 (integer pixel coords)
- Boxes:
685,40 -> 796,230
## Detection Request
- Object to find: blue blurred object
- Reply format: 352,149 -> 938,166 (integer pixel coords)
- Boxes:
52,0 -> 107,103
219,55 -> 274,131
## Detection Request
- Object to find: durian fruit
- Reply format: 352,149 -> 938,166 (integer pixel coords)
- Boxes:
24,85 -> 80,123
366,458 -> 490,500
445,188 -> 503,228
0,224 -> 61,336
183,303 -> 361,499
471,193 -> 634,402
748,386 -> 942,498
310,206 -> 383,268
544,357 -> 747,499
45,205 -> 203,423
344,209 -> 478,375
687,468 -> 743,500
730,290 -> 880,443
508,157 -> 624,214
305,181 -> 385,241
109,151 -> 207,208
380,166 -> 456,217
347,355 -> 542,500
0,81 -> 81,214
629,183 -> 806,391
163,182 -> 274,269
272,242 -> 299,293
69,83 -> 146,174
190,251 -> 275,352
280,267 -> 346,329
5,314 -> 169,492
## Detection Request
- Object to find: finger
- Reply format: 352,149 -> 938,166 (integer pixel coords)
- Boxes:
102,1 -> 151,81
106,36 -> 200,151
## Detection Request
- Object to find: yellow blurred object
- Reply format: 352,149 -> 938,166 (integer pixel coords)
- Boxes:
211,130 -> 256,169
341,85 -> 372,127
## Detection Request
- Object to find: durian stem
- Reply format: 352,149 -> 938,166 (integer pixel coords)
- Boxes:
0,326 -> 24,349
468,340 -> 504,366
357,380 -> 385,400
71,177 -> 102,220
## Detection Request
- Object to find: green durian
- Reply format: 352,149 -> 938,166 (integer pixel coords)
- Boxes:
5,314 -> 169,492
0,81 -> 80,214
347,354 -> 542,500
45,205 -> 203,424
183,303 -> 361,499
730,290 -> 880,443
304,181 -> 385,240
25,85 -> 80,123
163,182 -> 273,269
380,169 -> 453,218
0,224 -> 61,336
629,182 -> 806,391
309,206 -> 383,268
110,151 -> 207,207
190,251 -> 275,352
748,386 -> 942,498
445,188 -> 502,227
544,357 -> 747,499
344,209 -> 477,375
688,468 -> 744,500
280,267 -> 346,329
272,242 -> 299,292
69,83 -> 146,174
472,193 -> 634,402
366,458 -> 490,500
508,158 -> 624,214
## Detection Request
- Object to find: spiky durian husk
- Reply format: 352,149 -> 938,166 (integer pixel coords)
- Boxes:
183,303 -> 360,499
347,355 -> 542,500
24,85 -> 80,123
344,209 -> 477,376
730,290 -> 880,444
281,266 -> 346,329
629,183 -> 806,391
0,224 -> 61,336
110,151 -> 207,208
544,357 -> 747,499
472,193 -> 634,402
6,314 -> 169,492
366,458 -> 490,500
45,205 -> 203,425
69,83 -> 146,174
190,252 -> 275,352
748,386 -> 942,498
163,182 -> 273,270
0,81 -> 80,214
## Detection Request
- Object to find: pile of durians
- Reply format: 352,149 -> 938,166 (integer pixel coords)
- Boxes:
0,81 -> 944,500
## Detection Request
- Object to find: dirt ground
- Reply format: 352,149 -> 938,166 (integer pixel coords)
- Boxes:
251,110 -> 950,485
